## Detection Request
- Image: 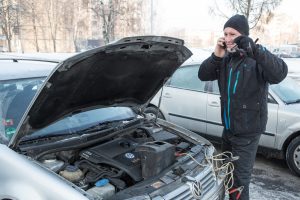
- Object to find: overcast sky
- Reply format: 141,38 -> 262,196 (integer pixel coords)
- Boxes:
155,0 -> 300,34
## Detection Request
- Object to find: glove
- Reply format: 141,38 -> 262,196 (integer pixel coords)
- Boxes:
234,36 -> 257,59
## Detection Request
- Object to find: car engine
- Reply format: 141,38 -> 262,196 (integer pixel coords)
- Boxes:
36,120 -> 200,199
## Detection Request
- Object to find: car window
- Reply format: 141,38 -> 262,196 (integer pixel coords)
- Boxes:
270,77 -> 300,104
268,94 -> 277,104
211,80 -> 220,94
168,65 -> 206,92
0,77 -> 45,142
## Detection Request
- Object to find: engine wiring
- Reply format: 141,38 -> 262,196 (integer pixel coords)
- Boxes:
175,152 -> 208,167
176,149 -> 236,194
206,150 -> 236,193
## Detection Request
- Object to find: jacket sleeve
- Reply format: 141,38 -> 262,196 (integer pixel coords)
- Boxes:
256,45 -> 288,84
198,53 -> 222,81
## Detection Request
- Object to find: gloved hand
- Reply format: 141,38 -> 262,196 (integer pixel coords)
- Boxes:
234,36 -> 257,59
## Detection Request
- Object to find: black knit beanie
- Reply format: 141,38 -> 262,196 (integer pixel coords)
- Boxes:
223,14 -> 249,36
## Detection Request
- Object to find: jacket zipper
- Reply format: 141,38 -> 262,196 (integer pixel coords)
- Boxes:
226,67 -> 233,129
233,71 -> 240,94
224,107 -> 229,129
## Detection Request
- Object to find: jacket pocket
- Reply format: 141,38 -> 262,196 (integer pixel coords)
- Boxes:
231,101 -> 261,135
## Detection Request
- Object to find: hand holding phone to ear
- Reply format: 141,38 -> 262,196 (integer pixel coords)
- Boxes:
214,37 -> 226,58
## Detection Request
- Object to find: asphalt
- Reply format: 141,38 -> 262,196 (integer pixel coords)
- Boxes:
249,154 -> 300,200
217,145 -> 300,200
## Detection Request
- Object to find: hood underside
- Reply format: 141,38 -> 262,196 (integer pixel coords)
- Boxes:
10,36 -> 192,147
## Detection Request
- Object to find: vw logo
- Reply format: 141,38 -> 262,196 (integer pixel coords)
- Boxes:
191,180 -> 202,199
125,153 -> 135,159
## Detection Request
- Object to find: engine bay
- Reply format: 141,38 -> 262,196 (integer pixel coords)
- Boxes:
35,120 -> 203,199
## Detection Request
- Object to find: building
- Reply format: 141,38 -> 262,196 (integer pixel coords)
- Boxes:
1,0 -> 150,53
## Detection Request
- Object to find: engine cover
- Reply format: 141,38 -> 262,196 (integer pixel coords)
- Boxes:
80,137 -> 142,181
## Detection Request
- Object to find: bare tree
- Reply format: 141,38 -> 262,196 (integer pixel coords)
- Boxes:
210,0 -> 282,29
21,0 -> 40,52
91,0 -> 145,44
91,0 -> 122,44
62,0 -> 88,52
45,0 -> 63,52
0,0 -> 18,52
118,0 -> 143,36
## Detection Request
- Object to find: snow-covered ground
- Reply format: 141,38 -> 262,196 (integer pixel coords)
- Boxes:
249,154 -> 300,200
220,152 -> 300,200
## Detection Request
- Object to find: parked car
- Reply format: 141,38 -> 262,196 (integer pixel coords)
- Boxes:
0,57 -> 59,143
0,36 -> 227,200
148,56 -> 300,176
0,46 -> 8,52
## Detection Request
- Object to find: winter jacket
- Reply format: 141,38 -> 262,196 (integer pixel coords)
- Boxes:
198,45 -> 288,137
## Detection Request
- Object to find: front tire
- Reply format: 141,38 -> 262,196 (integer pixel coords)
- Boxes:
286,136 -> 300,176
144,106 -> 165,120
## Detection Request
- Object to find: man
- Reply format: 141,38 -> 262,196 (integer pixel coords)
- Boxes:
198,14 -> 288,200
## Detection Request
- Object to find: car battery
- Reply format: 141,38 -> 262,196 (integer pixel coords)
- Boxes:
136,141 -> 175,179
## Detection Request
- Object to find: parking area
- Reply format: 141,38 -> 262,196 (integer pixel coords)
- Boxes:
215,144 -> 300,200
250,154 -> 300,200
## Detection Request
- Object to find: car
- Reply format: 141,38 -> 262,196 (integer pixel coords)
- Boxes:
147,54 -> 300,176
0,36 -> 228,200
0,46 -> 8,52
0,57 -> 59,143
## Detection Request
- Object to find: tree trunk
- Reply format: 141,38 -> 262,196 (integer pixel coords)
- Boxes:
7,38 -> 12,52
31,4 -> 39,52
33,24 -> 39,52
3,26 -> 12,52
73,39 -> 80,52
52,36 -> 56,52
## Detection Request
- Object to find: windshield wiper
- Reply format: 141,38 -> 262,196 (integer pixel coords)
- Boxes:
286,99 -> 300,104
78,117 -> 135,133
20,117 -> 136,142
20,122 -> 120,143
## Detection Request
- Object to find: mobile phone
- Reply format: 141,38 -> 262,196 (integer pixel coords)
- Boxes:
222,42 -> 227,49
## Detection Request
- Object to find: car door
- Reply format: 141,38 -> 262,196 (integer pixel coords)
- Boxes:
160,65 -> 208,134
260,94 -> 278,148
206,81 -> 223,138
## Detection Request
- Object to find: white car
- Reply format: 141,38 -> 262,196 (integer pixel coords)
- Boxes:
0,37 -> 227,200
148,55 -> 300,176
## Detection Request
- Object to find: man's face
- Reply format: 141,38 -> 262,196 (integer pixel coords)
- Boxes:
223,27 -> 242,50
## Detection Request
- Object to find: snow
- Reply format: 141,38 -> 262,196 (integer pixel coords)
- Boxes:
0,52 -> 76,62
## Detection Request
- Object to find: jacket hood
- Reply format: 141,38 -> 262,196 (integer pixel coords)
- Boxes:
9,36 -> 192,147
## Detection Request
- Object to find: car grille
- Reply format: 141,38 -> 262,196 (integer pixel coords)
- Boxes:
162,166 -> 217,200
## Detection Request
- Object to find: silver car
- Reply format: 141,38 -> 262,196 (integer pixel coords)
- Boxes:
148,56 -> 300,177
0,58 -> 58,143
0,37 -> 227,200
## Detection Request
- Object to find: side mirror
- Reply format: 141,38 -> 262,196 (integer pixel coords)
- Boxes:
268,94 -> 277,104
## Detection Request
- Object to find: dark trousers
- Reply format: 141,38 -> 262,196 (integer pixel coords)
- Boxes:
221,129 -> 261,200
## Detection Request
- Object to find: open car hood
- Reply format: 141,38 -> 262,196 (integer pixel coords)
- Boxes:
10,36 -> 192,147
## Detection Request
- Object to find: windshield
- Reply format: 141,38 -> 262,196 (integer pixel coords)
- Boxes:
270,77 -> 300,104
25,107 -> 137,140
0,77 -> 45,143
